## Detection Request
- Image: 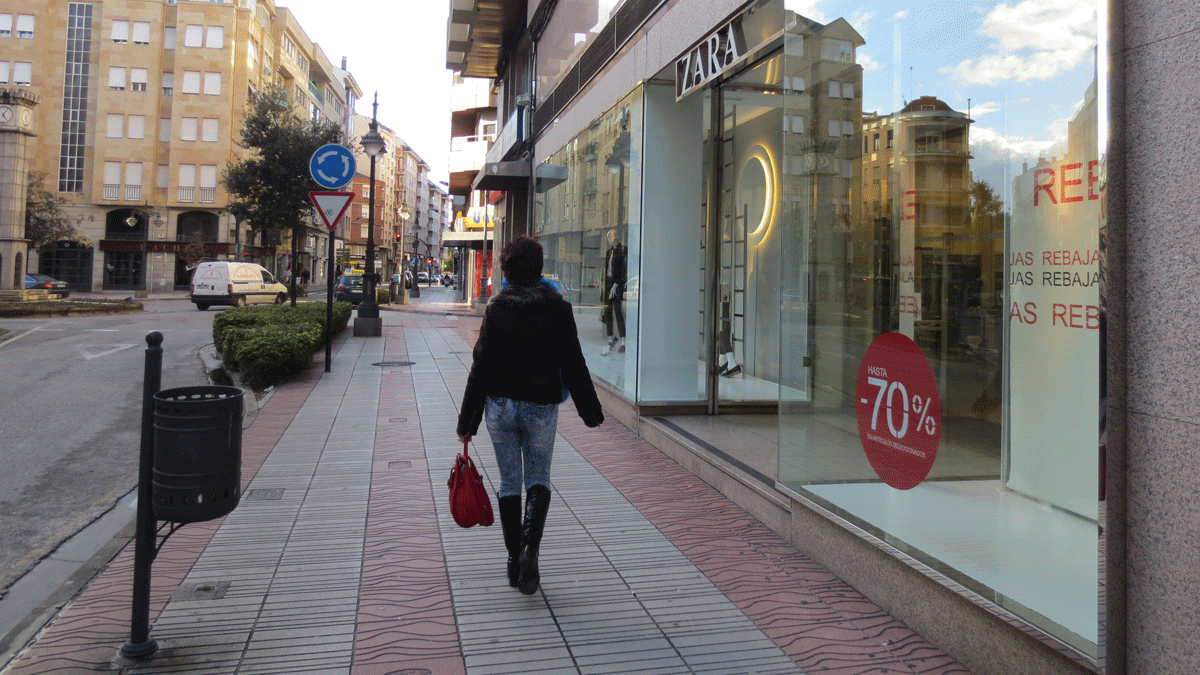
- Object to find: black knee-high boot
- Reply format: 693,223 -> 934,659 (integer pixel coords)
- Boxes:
498,495 -> 522,587
518,485 -> 551,595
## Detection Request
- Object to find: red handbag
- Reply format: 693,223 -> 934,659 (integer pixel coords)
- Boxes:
448,440 -> 494,528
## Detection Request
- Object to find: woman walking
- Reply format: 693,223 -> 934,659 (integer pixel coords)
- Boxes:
457,236 -> 605,595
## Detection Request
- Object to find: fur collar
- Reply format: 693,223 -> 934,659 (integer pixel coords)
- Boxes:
490,280 -> 562,308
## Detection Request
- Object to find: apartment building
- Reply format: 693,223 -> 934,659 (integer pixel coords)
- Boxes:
4,0 -> 357,293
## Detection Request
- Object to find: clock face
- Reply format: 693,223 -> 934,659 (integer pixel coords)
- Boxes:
804,154 -> 815,171
818,154 -> 832,169
0,106 -> 13,124
20,109 -> 31,126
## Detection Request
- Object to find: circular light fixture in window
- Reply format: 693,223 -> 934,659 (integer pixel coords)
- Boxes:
739,144 -> 777,248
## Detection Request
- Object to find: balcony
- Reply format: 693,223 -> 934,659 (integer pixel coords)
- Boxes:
179,186 -> 195,203
103,184 -> 120,200
124,184 -> 142,201
449,134 -> 493,173
200,187 -> 216,203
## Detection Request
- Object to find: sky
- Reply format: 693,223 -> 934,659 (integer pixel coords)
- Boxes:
277,0 -> 454,186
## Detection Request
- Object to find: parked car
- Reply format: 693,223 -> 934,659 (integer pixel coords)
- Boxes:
417,271 -> 429,285
25,273 -> 70,298
392,270 -> 413,289
335,274 -> 365,305
190,261 -> 287,310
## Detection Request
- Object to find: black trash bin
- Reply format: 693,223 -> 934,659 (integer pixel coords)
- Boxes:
152,386 -> 243,523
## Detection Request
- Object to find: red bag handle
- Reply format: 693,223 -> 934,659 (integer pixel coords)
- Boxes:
463,439 -> 469,457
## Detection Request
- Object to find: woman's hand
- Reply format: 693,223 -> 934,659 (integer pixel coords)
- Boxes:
458,434 -> 471,444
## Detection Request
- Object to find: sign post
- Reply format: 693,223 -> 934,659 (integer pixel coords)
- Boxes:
310,191 -> 354,373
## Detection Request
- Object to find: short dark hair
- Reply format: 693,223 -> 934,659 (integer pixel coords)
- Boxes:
500,235 -> 543,285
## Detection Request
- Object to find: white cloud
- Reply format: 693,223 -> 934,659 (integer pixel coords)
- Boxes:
893,10 -> 908,20
968,101 -> 1002,117
784,0 -> 827,23
941,0 -> 1096,85
858,52 -> 884,73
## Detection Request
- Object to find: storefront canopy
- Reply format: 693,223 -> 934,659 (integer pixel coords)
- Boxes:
471,162 -> 568,193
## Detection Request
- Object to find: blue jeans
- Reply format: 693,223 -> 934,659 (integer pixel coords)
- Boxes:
485,396 -> 558,498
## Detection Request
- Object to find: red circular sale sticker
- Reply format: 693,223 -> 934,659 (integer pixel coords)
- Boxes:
855,332 -> 941,490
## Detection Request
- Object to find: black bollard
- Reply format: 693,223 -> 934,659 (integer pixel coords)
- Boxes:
121,332 -> 162,658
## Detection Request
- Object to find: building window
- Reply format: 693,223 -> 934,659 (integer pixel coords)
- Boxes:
873,133 -> 880,152
0,14 -> 11,38
127,114 -> 145,139
203,72 -> 221,95
12,61 -> 30,86
181,70 -> 200,94
111,20 -> 129,43
164,26 -> 176,49
184,24 -> 202,47
162,72 -> 173,95
0,62 -> 8,84
108,66 -> 126,90
829,80 -> 840,98
828,120 -> 840,138
200,165 -> 218,203
841,120 -> 854,138
107,113 -> 124,138
132,21 -> 150,44
841,82 -> 855,99
131,68 -> 147,92
124,162 -> 142,200
103,162 -> 122,199
205,25 -> 223,48
15,14 -> 32,38
886,129 -> 894,148
178,164 -> 196,202
159,117 -> 170,139
157,164 -> 169,189
180,117 -> 198,141
59,3 -> 93,193
201,117 -> 218,142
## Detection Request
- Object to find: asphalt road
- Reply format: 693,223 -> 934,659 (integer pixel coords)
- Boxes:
0,299 -> 217,597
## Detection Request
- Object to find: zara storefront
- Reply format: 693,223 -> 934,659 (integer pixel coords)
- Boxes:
520,0 -> 1112,671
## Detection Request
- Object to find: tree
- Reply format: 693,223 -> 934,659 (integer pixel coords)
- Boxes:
222,85 -> 341,302
25,171 -> 87,250
969,179 -> 1004,233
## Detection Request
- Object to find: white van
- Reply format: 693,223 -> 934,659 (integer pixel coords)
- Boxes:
190,261 -> 288,310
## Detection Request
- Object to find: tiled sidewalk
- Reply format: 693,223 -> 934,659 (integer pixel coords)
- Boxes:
1,312 -> 972,675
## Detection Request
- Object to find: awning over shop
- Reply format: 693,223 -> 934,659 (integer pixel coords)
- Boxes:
472,162 -> 568,193
443,229 -> 494,251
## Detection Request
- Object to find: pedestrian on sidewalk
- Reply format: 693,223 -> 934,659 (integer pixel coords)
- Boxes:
457,235 -> 604,595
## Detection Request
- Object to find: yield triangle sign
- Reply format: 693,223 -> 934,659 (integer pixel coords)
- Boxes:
310,191 -> 354,232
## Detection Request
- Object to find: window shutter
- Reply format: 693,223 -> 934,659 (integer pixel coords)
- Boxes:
159,118 -> 171,139
828,120 -> 840,138
179,164 -> 196,187
125,162 -> 143,186
202,118 -> 219,142
199,165 -> 218,189
132,21 -> 150,44
203,72 -> 221,95
111,20 -> 129,42
184,25 -> 202,47
104,161 -> 122,184
181,117 -> 198,141
842,82 -> 855,99
164,26 -> 176,49
182,71 -> 200,94
842,120 -> 854,137
128,115 -> 145,139
205,26 -> 223,48
12,62 -> 30,85
108,66 -> 127,89
829,81 -> 840,98
0,62 -> 9,84
107,114 -> 124,138
157,164 -> 169,189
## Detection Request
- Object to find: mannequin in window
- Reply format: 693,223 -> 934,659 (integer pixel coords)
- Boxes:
717,283 -> 741,376
601,229 -> 626,355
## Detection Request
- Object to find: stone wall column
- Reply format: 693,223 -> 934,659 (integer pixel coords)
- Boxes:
0,89 -> 39,291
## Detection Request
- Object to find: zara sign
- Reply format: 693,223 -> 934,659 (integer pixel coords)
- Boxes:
675,17 -> 749,100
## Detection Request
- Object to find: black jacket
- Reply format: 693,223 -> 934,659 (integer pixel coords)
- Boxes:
457,281 -> 604,437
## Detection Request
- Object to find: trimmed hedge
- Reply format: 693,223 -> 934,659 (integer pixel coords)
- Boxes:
213,301 -> 352,390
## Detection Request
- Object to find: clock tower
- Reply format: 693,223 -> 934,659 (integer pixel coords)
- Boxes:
0,88 -> 38,294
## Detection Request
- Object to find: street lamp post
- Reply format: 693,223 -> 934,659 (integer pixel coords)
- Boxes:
355,94 -> 386,337
396,205 -> 411,303
126,206 -> 162,297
